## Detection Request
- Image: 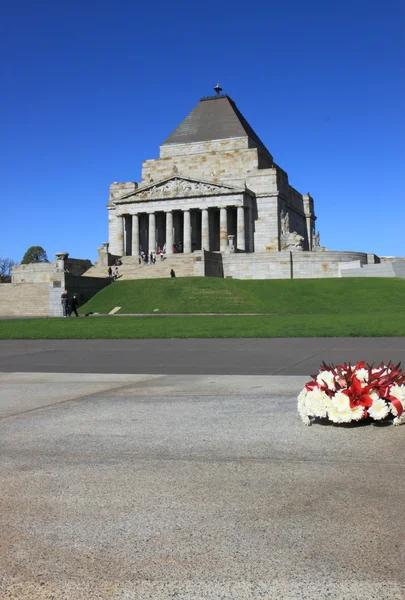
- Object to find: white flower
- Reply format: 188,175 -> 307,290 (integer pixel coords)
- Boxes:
339,405 -> 364,423
388,385 -> 405,417
355,368 -> 369,383
389,401 -> 405,417
316,370 -> 336,390
390,384 -> 405,403
305,387 -> 330,418
328,406 -> 343,423
368,398 -> 390,420
297,388 -> 308,405
331,390 -> 350,412
393,415 -> 405,426
329,391 -> 364,423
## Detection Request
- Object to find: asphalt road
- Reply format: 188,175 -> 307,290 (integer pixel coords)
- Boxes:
0,337 -> 405,375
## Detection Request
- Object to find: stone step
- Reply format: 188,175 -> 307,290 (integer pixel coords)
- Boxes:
83,253 -> 200,280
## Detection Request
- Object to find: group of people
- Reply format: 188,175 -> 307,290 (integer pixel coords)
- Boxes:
139,251 -> 164,265
106,250 -> 177,279
60,290 -> 79,317
108,259 -> 122,281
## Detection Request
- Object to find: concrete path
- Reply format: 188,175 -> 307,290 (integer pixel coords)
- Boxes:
0,372 -> 404,599
1,337 -> 405,375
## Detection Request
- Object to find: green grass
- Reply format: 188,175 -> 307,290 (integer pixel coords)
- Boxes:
2,278 -> 404,339
80,277 -> 405,315
1,313 -> 405,339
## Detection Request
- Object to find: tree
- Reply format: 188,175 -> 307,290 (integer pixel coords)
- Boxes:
21,246 -> 49,264
0,257 -> 16,282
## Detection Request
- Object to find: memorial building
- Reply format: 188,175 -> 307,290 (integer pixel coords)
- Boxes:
107,85 -> 318,261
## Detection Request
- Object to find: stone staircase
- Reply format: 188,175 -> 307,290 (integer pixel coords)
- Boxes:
82,253 -> 201,280
0,283 -> 49,317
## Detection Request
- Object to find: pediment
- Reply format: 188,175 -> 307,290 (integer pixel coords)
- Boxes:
113,176 -> 245,203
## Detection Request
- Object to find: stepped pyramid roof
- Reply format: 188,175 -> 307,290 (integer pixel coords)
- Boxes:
162,93 -> 270,154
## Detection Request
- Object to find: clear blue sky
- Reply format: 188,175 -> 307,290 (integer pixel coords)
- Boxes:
1,0 -> 404,263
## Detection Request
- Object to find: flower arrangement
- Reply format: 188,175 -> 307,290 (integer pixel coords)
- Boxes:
298,361 -> 405,426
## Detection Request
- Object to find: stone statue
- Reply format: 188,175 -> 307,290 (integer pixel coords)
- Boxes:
280,210 -> 289,236
313,231 -> 320,250
285,232 -> 304,251
280,210 -> 303,251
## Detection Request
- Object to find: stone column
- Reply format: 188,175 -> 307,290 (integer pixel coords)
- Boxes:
201,208 -> 209,250
183,209 -> 191,253
118,215 -> 125,256
219,207 -> 228,252
132,214 -> 139,257
166,211 -> 173,254
237,206 -> 245,251
148,213 -> 156,255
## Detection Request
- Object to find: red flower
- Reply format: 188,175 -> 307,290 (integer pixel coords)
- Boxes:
342,376 -> 374,409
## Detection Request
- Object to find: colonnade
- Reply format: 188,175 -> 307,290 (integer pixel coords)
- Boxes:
118,206 -> 248,256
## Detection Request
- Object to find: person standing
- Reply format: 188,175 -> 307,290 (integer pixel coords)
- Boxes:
170,269 -> 176,278
108,266 -> 113,280
70,294 -> 79,317
113,266 -> 119,280
61,290 -> 69,317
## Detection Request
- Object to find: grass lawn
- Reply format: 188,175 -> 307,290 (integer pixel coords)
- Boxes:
1,313 -> 405,339
2,278 -> 404,339
80,277 -> 405,315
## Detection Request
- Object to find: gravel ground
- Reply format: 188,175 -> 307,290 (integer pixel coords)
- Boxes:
0,373 -> 404,599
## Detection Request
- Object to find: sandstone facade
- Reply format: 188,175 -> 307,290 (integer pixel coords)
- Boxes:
107,92 -> 318,264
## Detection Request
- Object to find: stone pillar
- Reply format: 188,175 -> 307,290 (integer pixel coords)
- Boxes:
132,214 -> 139,257
201,208 -> 209,250
166,211 -> 173,254
118,216 -> 125,256
237,206 -> 245,251
183,209 -> 191,253
148,213 -> 156,254
220,207 -> 228,252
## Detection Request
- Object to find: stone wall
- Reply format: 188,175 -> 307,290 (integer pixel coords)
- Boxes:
12,263 -> 56,284
65,258 -> 92,276
143,147 -> 261,185
12,258 -> 92,284
222,252 -> 292,280
254,196 -> 279,252
63,274 -> 110,312
219,251 -> 368,280
0,283 -> 49,317
7,254 -> 110,317
203,251 -> 224,278
291,251 -> 368,279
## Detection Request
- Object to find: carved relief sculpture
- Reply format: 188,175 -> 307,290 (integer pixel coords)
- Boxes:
132,178 -> 230,201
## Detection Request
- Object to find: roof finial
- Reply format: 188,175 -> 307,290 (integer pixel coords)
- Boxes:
214,82 -> 223,96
